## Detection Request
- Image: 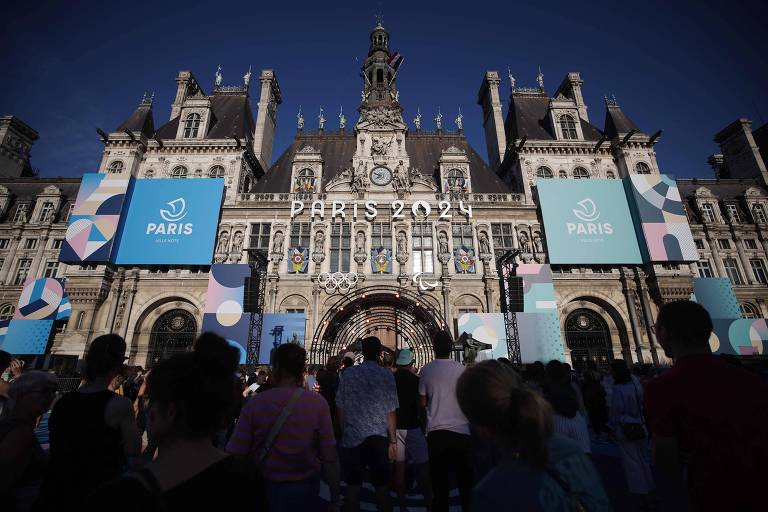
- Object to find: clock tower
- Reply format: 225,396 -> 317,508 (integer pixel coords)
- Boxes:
351,21 -> 413,197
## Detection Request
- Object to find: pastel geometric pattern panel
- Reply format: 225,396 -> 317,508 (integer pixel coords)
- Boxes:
59,173 -> 132,263
727,319 -> 768,356
457,313 -> 508,361
14,278 -> 71,321
259,313 -> 306,364
627,174 -> 698,262
517,264 -> 558,313
692,278 -> 741,320
0,319 -> 54,355
201,264 -> 252,364
517,312 -> 565,364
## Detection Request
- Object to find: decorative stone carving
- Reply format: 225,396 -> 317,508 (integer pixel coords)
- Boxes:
215,231 -> 230,254
312,231 -> 326,264
354,231 -> 367,264
478,231 -> 491,256
396,231 -> 409,264
437,231 -> 451,264
351,162 -> 368,193
360,107 -> 402,128
371,135 -> 394,157
533,231 -> 543,253
518,231 -> 530,253
230,231 -> 243,262
393,160 -> 411,192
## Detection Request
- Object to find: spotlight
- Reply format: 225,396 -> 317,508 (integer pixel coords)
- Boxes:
362,294 -> 366,299
395,292 -> 400,298
339,306 -> 344,311
415,301 -> 420,307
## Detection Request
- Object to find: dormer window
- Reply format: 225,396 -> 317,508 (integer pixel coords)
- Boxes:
183,113 -> 201,138
171,166 -> 188,179
445,169 -> 467,192
560,114 -> 578,140
108,161 -> 124,174
573,167 -> 590,179
12,203 -> 28,223
293,168 -> 316,192
536,166 -> 553,179
635,162 -> 651,174
209,165 -> 225,178
752,204 -> 767,223
39,202 -> 55,222
725,203 -> 742,223
700,203 -> 717,223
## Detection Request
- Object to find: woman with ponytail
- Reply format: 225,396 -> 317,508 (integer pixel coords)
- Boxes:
456,360 -> 611,511
85,332 -> 263,511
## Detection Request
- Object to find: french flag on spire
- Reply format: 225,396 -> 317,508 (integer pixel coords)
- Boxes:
387,51 -> 404,72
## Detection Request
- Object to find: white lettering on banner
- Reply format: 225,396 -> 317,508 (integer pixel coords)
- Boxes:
290,200 -> 473,219
146,198 -> 194,237
566,198 -> 612,237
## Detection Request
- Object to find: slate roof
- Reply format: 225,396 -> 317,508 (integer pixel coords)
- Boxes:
603,104 -> 643,139
116,102 -> 155,138
677,178 -> 766,201
504,92 -> 603,142
0,177 -> 82,222
252,131 -> 511,194
152,92 -> 255,141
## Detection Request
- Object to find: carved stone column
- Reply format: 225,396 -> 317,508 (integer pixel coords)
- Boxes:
635,269 -> 660,365
105,269 -> 125,331
621,267 -> 644,364
0,229 -> 22,284
353,223 -> 368,274
27,228 -> 50,279
118,273 -> 139,340
732,228 -> 757,283
704,227 -> 727,277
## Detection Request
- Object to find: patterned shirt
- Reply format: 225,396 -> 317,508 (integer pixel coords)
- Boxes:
336,361 -> 399,448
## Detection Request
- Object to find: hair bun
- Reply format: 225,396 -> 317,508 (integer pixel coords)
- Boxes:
194,332 -> 239,375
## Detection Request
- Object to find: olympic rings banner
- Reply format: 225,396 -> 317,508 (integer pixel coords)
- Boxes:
318,272 -> 359,294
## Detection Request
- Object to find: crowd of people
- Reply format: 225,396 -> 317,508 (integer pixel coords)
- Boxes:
1,299 -> 767,511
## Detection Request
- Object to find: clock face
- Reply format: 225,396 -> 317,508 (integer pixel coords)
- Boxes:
370,166 -> 393,186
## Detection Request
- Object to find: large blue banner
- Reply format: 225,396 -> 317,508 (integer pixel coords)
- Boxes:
114,179 -> 224,265
538,180 -> 643,264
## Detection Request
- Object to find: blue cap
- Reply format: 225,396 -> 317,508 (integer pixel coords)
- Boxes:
396,349 -> 414,366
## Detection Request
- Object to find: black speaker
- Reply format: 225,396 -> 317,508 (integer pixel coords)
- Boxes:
506,276 -> 524,312
243,276 -> 262,313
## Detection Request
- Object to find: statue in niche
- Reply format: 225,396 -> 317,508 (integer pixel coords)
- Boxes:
231,231 -> 243,254
313,231 -> 325,254
518,231 -> 530,253
355,231 -> 366,254
396,232 -> 408,260
438,231 -> 449,256
478,231 -> 491,255
216,231 -> 230,254
351,161 -> 367,192
272,231 -> 284,254
393,160 -> 410,190
533,232 -> 543,253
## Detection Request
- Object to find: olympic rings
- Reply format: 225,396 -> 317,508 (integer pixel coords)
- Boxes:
318,272 -> 359,294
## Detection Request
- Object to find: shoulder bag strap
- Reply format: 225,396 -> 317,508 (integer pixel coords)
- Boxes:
255,387 -> 304,466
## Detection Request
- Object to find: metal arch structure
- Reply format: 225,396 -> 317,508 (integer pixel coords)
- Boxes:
496,250 -> 522,364
309,286 -> 449,368
246,249 -> 269,366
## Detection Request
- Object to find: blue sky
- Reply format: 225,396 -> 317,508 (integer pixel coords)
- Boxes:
1,0 -> 766,179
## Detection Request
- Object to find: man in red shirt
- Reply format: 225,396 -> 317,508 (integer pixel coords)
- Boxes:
645,300 -> 768,511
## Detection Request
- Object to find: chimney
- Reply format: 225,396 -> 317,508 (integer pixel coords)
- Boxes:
556,72 -> 588,122
170,70 -> 196,121
713,118 -> 768,185
252,69 -> 282,171
477,71 -> 506,171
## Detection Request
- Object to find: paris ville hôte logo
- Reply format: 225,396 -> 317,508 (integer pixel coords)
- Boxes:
566,198 -> 613,235
146,197 -> 193,235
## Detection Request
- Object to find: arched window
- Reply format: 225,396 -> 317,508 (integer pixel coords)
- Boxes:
171,166 -> 188,179
573,167 -> 590,179
740,302 -> 760,319
147,309 -> 198,367
536,166 -> 553,179
606,171 -> 616,179
144,169 -> 154,179
293,168 -> 315,192
209,165 -> 225,178
560,114 -> 578,140
0,303 -> 15,321
635,162 -> 651,174
75,311 -> 86,330
752,203 -> 767,223
558,170 -> 568,179
183,113 -> 201,138
445,169 -> 467,192
108,161 -> 124,174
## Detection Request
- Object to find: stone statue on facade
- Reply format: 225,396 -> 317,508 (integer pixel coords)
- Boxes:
216,231 -> 229,254
518,231 -> 530,253
536,67 -> 544,89
438,231 -> 449,256
313,231 -> 325,255
478,231 -> 491,256
318,107 -> 326,130
272,231 -> 284,254
435,109 -> 442,130
355,231 -> 366,255
393,160 -> 410,191
396,232 -> 408,263
413,108 -> 422,131
243,66 -> 252,86
231,231 -> 243,254
339,107 -> 346,130
215,65 -> 223,87
371,135 -> 393,157
533,232 -> 543,253
508,67 -> 515,90
297,106 -> 304,130
455,108 -> 463,131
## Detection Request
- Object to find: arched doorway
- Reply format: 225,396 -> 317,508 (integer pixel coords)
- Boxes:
309,286 -> 448,368
147,309 -> 198,367
564,308 -> 613,372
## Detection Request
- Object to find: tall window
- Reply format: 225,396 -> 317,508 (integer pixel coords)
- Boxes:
700,203 -> 717,223
573,167 -> 590,179
0,239 -> 9,249
752,204 -> 767,223
445,169 -> 467,192
750,258 -> 768,285
24,238 -> 37,250
183,113 -> 201,138
293,168 -> 316,192
740,303 -> 760,319
634,162 -> 651,174
107,161 -> 124,174
717,239 -> 731,250
12,204 -> 28,223
52,239 -> 63,249
696,260 -> 714,278
38,201 -> 55,222
491,223 -> 515,259
14,259 -> 32,285
248,223 -> 272,251
536,167 -> 553,179
0,304 -> 14,321
209,165 -> 225,178
44,260 -> 59,278
171,166 -> 188,179
744,239 -> 758,250
412,222 -> 434,274
329,222 -> 351,273
290,222 -> 311,248
723,257 -> 744,285
452,223 -> 475,250
371,222 -> 392,250
725,203 -> 741,223
694,239 -> 705,250
560,114 -> 578,139
63,203 -> 75,222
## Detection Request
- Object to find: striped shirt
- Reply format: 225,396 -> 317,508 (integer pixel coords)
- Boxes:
226,386 -> 335,482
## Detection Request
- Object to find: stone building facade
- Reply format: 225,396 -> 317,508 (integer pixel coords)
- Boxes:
1,23 -> 766,369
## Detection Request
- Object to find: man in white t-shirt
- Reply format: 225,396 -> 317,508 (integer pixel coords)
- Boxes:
419,331 -> 473,512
